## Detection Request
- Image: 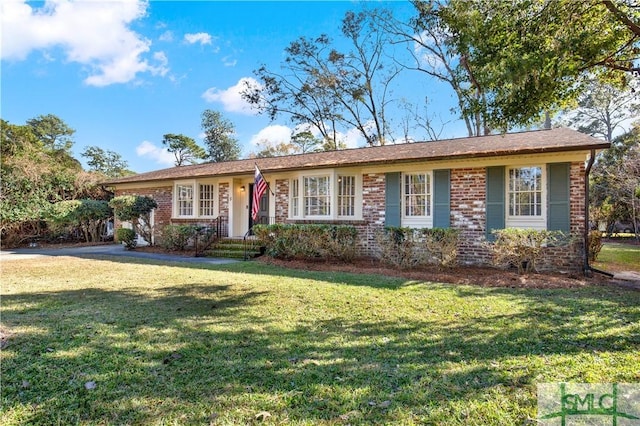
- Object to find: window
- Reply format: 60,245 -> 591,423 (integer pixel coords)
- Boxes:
199,184 -> 215,216
290,172 -> 361,220
508,167 -> 542,216
304,176 -> 330,216
404,173 -> 431,217
338,175 -> 355,216
177,184 -> 194,216
291,179 -> 299,217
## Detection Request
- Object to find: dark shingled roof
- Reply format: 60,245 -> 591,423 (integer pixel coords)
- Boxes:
105,128 -> 609,185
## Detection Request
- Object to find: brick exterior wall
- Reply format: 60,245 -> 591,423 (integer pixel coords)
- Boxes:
219,182 -> 229,217
116,160 -> 586,272
361,173 -> 386,256
450,168 -> 493,265
275,179 -> 289,224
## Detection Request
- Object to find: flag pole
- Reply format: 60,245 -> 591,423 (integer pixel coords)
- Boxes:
255,163 -> 275,196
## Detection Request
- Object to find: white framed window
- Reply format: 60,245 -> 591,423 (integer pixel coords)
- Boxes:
304,175 -> 331,216
176,184 -> 194,217
508,167 -> 542,217
291,179 -> 299,217
403,173 -> 431,217
338,175 -> 356,217
199,184 -> 216,217
290,171 -> 361,220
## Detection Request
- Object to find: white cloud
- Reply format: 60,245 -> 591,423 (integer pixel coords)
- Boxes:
222,55 -> 237,67
250,125 -> 292,146
184,32 -> 212,45
339,127 -> 364,149
159,30 -> 174,42
136,140 -> 174,166
1,0 -> 168,86
201,77 -> 261,115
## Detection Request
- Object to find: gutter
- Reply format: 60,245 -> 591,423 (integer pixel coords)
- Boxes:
583,149 -> 614,277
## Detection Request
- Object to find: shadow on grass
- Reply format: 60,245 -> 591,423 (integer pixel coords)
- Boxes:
2,259 -> 639,424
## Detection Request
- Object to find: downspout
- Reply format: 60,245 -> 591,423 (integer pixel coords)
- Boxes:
583,149 -> 614,277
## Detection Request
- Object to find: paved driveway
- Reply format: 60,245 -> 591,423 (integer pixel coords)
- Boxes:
0,244 -> 238,265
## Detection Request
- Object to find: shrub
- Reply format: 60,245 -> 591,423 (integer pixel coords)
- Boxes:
588,230 -> 604,262
490,228 -> 573,274
375,227 -> 418,269
253,224 -> 358,261
421,228 -> 460,268
160,224 -> 199,251
375,227 -> 460,269
115,228 -> 137,250
109,195 -> 157,245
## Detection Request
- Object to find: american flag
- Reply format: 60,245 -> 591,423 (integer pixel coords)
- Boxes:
252,165 -> 268,221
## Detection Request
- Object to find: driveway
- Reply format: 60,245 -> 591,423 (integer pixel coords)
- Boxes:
0,244 -> 238,265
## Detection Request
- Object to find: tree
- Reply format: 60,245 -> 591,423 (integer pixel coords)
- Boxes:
109,195 -> 158,246
290,131 -> 322,153
382,3 -> 489,136
243,9 -> 401,147
252,140 -> 299,158
49,199 -> 112,243
1,118 -> 107,246
161,133 -> 207,166
560,77 -> 640,142
26,114 -> 75,152
591,123 -> 640,238
81,146 -> 134,178
407,0 -> 640,133
201,110 -> 241,162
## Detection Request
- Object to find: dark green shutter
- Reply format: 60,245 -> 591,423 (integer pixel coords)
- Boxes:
486,166 -> 505,240
433,169 -> 450,228
547,163 -> 570,232
385,172 -> 401,227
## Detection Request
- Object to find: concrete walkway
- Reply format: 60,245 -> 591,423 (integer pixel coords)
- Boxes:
0,244 -> 239,265
611,271 -> 640,290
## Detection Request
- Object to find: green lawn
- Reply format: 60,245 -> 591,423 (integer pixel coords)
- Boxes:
1,256 -> 639,425
593,242 -> 640,273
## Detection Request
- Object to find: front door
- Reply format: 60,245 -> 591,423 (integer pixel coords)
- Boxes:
249,183 -> 270,229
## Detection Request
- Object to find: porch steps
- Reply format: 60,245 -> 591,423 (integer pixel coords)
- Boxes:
208,238 -> 263,259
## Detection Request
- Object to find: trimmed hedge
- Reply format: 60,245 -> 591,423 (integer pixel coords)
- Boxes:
115,228 -> 137,250
490,228 -> 575,274
375,227 -> 460,269
160,224 -> 200,251
253,224 -> 358,261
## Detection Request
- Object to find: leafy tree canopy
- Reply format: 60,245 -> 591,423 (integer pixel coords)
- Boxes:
0,116 -> 121,246
201,110 -> 241,162
26,113 -> 75,152
81,146 -> 134,178
415,0 -> 640,132
161,133 -> 207,166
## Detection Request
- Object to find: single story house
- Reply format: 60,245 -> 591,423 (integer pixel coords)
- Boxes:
105,128 -> 610,272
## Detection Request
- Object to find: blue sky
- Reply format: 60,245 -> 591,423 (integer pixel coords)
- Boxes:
2,0 -> 466,173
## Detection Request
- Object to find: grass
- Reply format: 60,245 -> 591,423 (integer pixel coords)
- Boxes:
1,255 -> 639,425
592,241 -> 640,273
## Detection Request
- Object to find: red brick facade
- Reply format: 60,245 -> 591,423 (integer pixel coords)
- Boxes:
114,160 -> 587,272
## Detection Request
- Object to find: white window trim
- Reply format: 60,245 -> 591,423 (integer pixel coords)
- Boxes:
198,183 -> 217,218
173,180 -> 219,219
505,165 -> 546,230
303,174 -> 332,218
174,180 -> 196,218
337,175 -> 357,219
401,171 -> 433,228
289,170 -> 363,220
